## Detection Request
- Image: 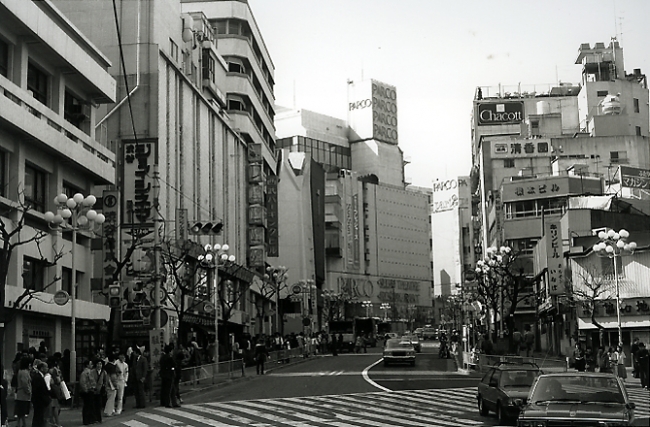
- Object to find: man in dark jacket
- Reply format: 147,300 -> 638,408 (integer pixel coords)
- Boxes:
637,342 -> 649,389
31,361 -> 52,427
159,344 -> 179,408
134,347 -> 148,409
1,365 -> 8,427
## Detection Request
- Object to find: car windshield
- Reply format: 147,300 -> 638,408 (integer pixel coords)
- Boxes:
500,370 -> 539,388
403,335 -> 418,342
530,376 -> 626,404
386,340 -> 413,349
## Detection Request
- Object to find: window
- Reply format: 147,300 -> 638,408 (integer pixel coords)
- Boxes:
0,150 -> 5,198
610,151 -> 628,164
227,98 -> 245,111
24,164 -> 46,212
228,62 -> 245,73
0,38 -> 8,77
27,62 -> 48,105
504,158 -> 515,168
597,90 -> 608,97
201,50 -> 215,83
169,38 -> 178,62
633,98 -> 640,113
64,90 -> 86,129
637,126 -> 642,136
23,256 -> 46,291
61,267 -> 82,298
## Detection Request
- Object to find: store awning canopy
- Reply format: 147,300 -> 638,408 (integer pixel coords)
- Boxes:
578,318 -> 650,330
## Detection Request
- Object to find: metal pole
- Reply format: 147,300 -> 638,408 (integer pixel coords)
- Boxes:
70,214 -> 77,385
275,282 -> 279,335
613,254 -> 622,346
214,263 -> 219,365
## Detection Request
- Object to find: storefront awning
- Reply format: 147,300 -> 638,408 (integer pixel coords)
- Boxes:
578,317 -> 650,330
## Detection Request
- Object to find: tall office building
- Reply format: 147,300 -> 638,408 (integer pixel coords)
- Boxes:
0,0 -> 116,369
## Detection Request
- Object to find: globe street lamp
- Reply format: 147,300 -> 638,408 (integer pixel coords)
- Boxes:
198,243 -> 235,364
362,300 -> 373,317
381,302 -> 391,320
44,192 -> 105,385
264,266 -> 288,335
592,229 -> 636,346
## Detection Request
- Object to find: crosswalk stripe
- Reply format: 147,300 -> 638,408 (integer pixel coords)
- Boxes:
157,406 -> 239,427
117,386 -> 648,427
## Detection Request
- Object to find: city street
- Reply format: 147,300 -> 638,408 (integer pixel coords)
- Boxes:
51,342 -> 648,427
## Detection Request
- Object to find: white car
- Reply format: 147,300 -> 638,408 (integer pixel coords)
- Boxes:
383,339 -> 416,366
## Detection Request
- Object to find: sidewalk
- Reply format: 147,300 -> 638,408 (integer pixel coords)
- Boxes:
5,355 -> 316,427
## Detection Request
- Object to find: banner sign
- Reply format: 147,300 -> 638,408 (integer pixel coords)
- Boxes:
620,166 -> 650,190
545,220 -> 564,295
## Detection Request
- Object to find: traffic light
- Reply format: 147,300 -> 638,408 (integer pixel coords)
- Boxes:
188,221 -> 223,235
108,283 -> 121,308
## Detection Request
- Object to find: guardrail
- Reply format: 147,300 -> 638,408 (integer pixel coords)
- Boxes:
178,347 -> 305,386
464,352 -> 568,374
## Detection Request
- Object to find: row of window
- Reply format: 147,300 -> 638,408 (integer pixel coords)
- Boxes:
503,197 -> 567,220
23,256 -> 80,296
277,136 -> 352,170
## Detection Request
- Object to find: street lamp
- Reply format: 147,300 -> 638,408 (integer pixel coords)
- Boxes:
198,243 -> 235,364
475,245 -> 512,339
362,300 -> 373,317
264,265 -> 288,335
44,192 -> 105,385
592,228 -> 636,346
381,302 -> 391,320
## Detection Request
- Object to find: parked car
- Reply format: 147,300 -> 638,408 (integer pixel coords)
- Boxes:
517,372 -> 636,427
477,362 -> 542,423
402,334 -> 421,353
414,328 -> 424,339
383,338 -> 416,366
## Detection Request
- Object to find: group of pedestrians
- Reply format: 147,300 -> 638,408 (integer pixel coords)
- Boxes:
7,352 -> 68,427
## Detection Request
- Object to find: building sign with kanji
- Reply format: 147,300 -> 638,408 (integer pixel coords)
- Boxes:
545,220 -> 564,296
620,166 -> 650,190
492,139 -> 551,158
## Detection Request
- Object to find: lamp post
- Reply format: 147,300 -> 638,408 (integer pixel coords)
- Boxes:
362,300 -> 373,317
198,243 -> 235,364
592,229 -> 636,346
264,266 -> 288,335
44,192 -> 105,385
381,302 -> 391,321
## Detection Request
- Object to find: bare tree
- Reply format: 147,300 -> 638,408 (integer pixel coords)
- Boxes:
570,258 -> 614,343
252,266 -> 288,336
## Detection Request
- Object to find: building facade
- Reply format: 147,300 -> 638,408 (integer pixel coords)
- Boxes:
0,0 -> 116,372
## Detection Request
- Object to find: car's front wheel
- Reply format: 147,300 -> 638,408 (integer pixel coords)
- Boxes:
478,395 -> 489,416
496,402 -> 506,423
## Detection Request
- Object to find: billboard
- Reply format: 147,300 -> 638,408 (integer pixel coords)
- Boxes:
122,139 -> 157,226
348,79 -> 398,145
477,101 -> 524,126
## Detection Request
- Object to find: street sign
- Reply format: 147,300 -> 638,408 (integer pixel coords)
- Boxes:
53,290 -> 70,306
291,284 -> 302,294
203,302 -> 215,314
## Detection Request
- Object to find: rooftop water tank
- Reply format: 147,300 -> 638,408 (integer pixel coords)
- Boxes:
601,94 -> 621,115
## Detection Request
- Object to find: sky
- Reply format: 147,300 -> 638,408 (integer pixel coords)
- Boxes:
248,0 -> 650,188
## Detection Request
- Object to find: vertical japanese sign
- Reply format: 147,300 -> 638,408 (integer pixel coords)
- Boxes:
102,190 -> 120,290
267,175 -> 279,257
148,328 -> 165,380
352,194 -> 360,268
545,220 -> 564,295
123,139 -> 157,226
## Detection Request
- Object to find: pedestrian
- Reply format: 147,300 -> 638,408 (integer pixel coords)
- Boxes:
174,348 -> 185,404
103,354 -> 118,417
115,352 -> 129,414
31,360 -> 52,427
14,357 -> 32,427
91,359 -> 106,424
615,345 -> 627,379
48,360 -> 64,427
133,347 -> 148,409
512,327 -> 522,355
585,346 -> 596,372
1,365 -> 9,427
523,325 -> 535,357
636,342 -> 649,389
159,344 -> 178,408
79,359 -> 97,425
573,343 -> 585,372
631,337 -> 640,379
254,335 -> 268,375
331,333 -> 338,356
354,335 -> 364,353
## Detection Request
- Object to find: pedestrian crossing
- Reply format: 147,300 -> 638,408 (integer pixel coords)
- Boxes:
118,386 -> 650,427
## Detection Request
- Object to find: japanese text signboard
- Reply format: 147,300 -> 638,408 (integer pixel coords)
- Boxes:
620,166 -> 650,190
545,220 -> 564,296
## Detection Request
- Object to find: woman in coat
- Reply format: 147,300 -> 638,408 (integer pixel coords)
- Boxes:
79,360 -> 97,425
14,357 -> 32,427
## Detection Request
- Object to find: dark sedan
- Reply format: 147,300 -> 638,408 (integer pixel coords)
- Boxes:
518,372 -> 636,427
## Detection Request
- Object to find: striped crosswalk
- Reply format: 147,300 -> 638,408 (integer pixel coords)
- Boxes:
117,386 -> 649,427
